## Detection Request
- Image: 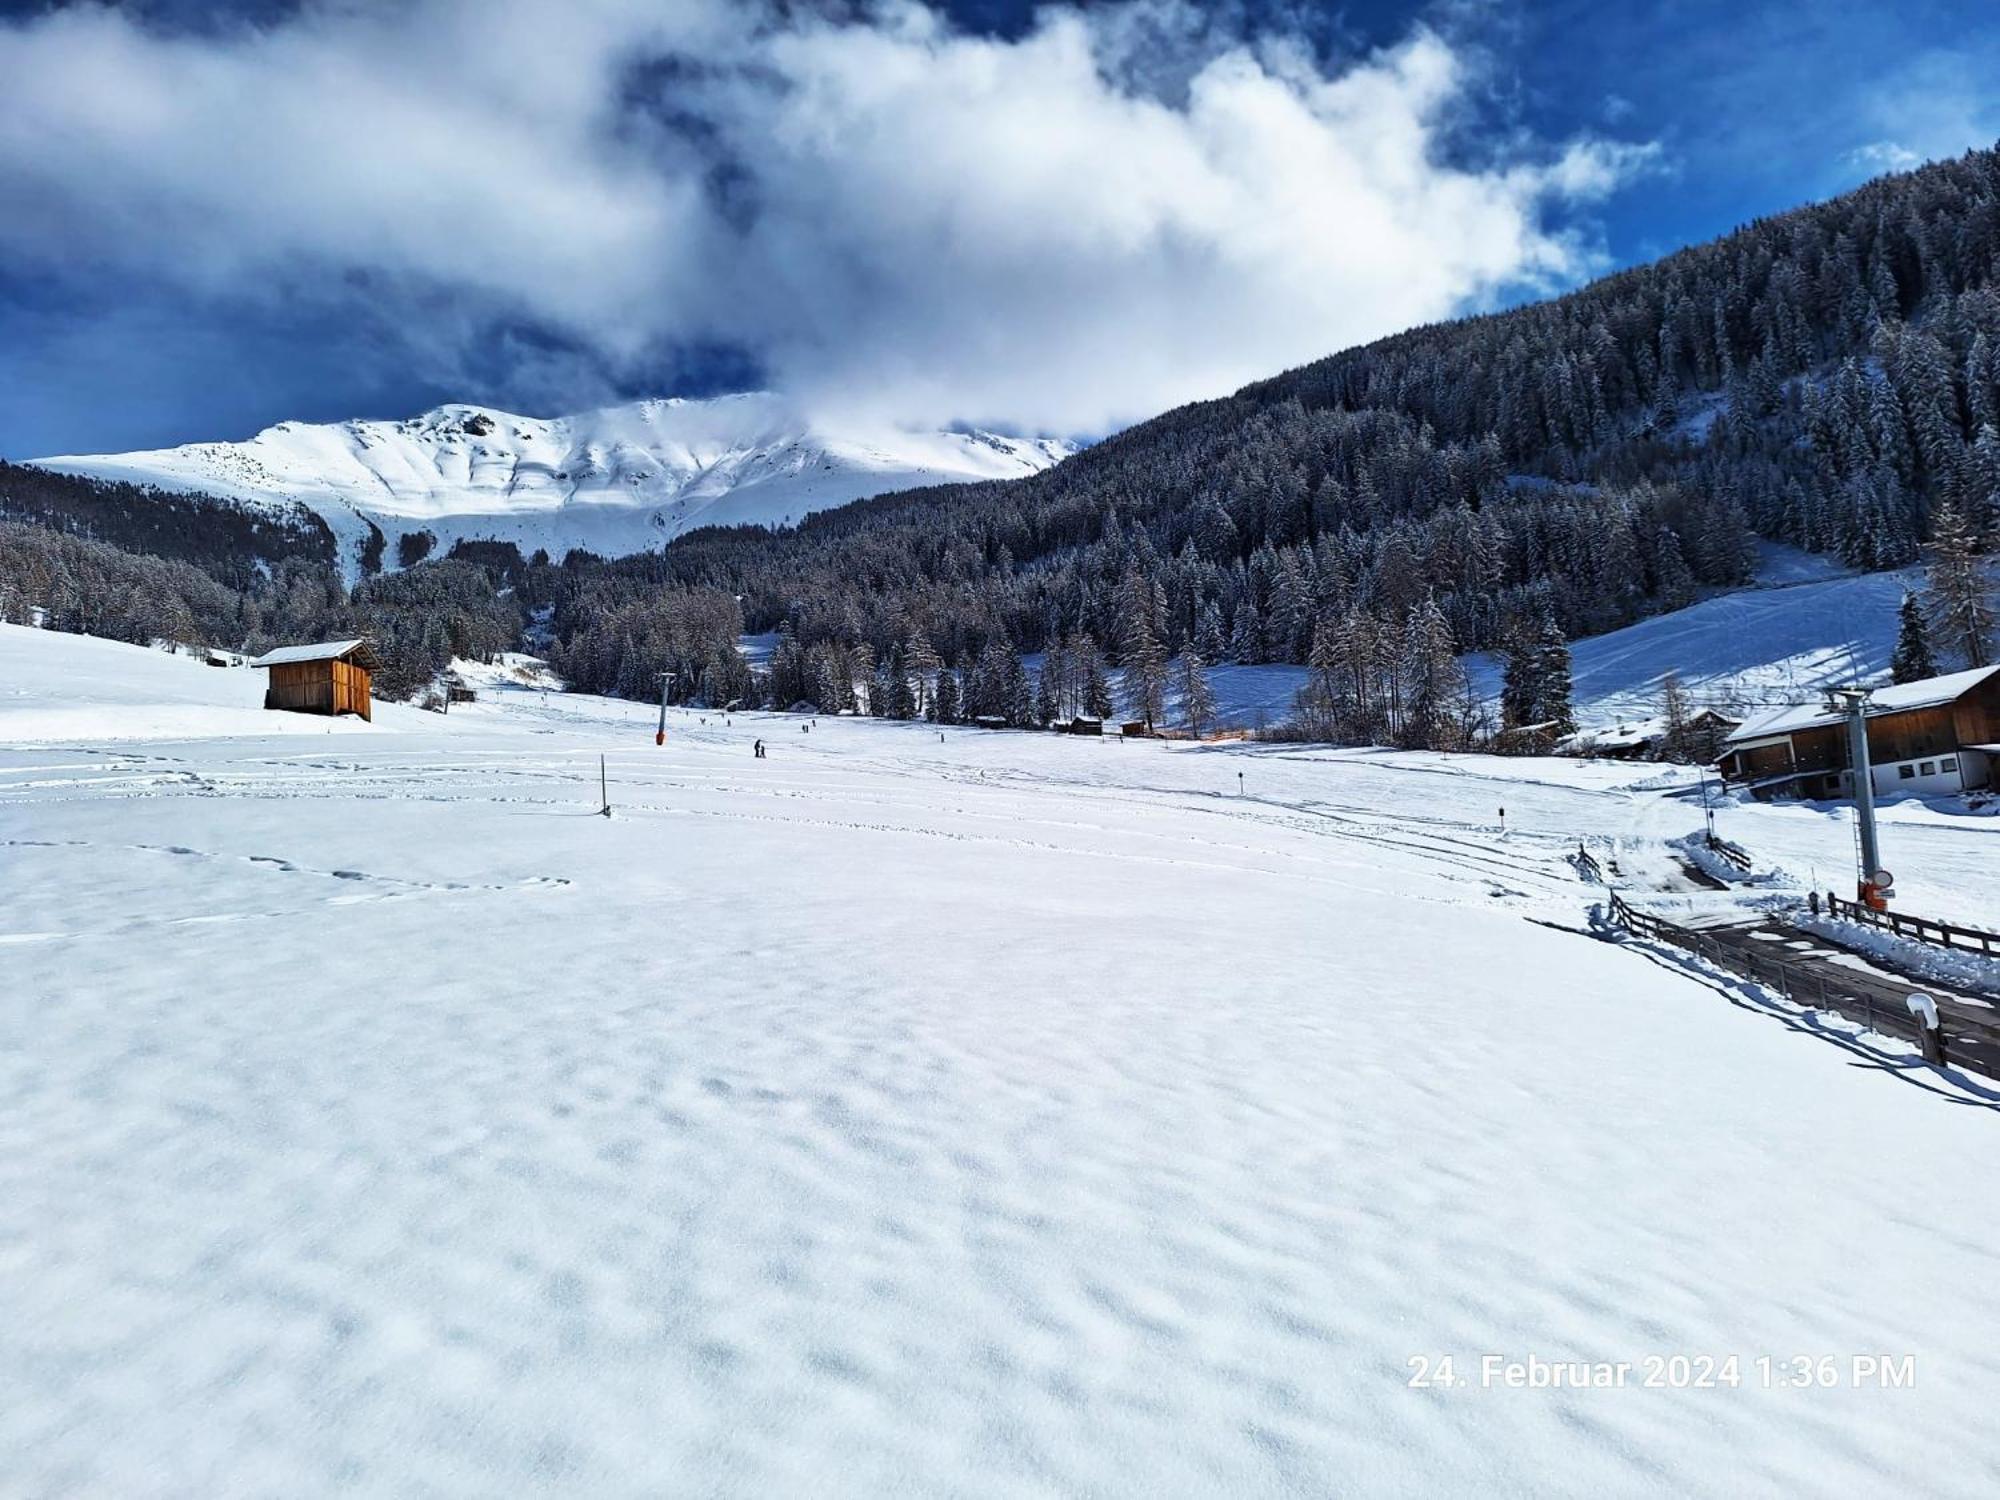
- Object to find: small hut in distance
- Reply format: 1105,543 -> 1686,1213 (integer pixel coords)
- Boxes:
249,639 -> 381,721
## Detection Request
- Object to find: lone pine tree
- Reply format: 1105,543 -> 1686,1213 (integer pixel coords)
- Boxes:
1925,502 -> 1996,668
1890,591 -> 1939,683
1500,607 -> 1576,735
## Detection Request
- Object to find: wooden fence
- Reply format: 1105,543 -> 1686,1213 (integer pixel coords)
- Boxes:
1706,837 -> 1753,874
1604,891 -> 1947,1061
1815,893 -> 2000,958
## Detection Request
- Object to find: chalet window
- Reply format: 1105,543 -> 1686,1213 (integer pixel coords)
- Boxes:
1898,764 -> 1916,779
1920,761 -> 1935,775
1942,758 -> 1957,773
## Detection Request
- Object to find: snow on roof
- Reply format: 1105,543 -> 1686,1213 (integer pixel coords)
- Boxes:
1567,715 -> 1665,750
249,639 -> 371,668
1560,707 -> 1739,753
1723,664 -> 2000,744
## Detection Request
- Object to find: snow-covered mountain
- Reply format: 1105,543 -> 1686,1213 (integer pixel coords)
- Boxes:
36,393 -> 1073,574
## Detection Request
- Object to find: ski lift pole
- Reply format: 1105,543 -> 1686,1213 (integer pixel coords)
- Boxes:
600,754 -> 611,818
656,670 -> 676,746
1828,687 -> 1883,903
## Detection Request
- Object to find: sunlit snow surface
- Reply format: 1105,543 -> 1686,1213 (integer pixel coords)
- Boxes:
5,625 -> 2000,1497
1468,545 -> 1914,733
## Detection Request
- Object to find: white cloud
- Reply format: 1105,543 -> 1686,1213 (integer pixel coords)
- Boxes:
1845,141 -> 1924,174
0,0 -> 1647,437
1842,47 -> 2000,186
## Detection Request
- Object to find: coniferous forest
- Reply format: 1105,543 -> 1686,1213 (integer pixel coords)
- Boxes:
7,146 -> 2000,742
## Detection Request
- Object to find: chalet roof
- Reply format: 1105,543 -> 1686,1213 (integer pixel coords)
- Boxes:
1561,716 -> 1662,752
1498,718 -> 1565,739
1560,707 -> 1740,754
1723,664 -> 2000,745
249,639 -> 380,669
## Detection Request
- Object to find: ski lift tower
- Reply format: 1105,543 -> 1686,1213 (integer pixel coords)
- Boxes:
656,670 -> 676,746
1825,685 -> 1891,908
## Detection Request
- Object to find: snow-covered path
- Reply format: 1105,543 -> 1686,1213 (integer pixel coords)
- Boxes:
6,629 -> 2000,1496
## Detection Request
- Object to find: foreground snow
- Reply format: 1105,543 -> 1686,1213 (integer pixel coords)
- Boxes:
5,628 -> 2000,1496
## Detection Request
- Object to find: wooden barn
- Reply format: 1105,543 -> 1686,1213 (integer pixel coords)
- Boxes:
1717,664 -> 2000,799
249,639 -> 381,721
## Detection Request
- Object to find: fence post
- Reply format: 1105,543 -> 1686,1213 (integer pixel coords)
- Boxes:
1907,994 -> 1946,1068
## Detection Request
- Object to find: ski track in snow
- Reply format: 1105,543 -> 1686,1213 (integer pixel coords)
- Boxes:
5,626 -> 2000,1496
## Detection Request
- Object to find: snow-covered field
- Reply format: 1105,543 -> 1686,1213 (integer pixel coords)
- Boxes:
6,625 -> 2000,1497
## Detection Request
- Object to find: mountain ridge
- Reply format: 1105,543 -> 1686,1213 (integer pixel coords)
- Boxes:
36,392 -> 1073,576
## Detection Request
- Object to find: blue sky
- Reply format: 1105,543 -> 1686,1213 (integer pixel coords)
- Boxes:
1,0 -> 1996,457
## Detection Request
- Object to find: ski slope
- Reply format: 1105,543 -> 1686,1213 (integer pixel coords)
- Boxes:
36,394 -> 1072,576
1470,553 -> 1917,732
5,625 -> 2000,1497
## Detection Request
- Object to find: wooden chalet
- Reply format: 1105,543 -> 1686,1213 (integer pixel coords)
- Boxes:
1062,715 -> 1104,736
1717,664 -> 2000,800
249,639 -> 381,721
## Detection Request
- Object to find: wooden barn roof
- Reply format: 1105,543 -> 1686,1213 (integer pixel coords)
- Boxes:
249,639 -> 382,670
1723,664 -> 2000,745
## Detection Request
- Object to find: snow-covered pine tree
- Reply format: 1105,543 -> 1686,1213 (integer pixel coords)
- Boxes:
1293,616 -> 1341,740
1079,635 -> 1114,719
1971,423 -> 2000,532
1398,595 -> 1466,751
1226,599 -> 1262,664
1534,609 -> 1576,735
871,650 -> 894,717
1036,658 -> 1061,726
1890,591 -> 1939,683
907,629 -> 941,719
1497,606 -> 1574,736
1194,599 -> 1226,660
1924,501 -> 1996,668
1177,649 -> 1218,738
1336,607 -> 1387,741
887,642 -> 916,719
1658,669 -> 1692,762
1499,617 -> 1540,732
1120,573 -> 1170,728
